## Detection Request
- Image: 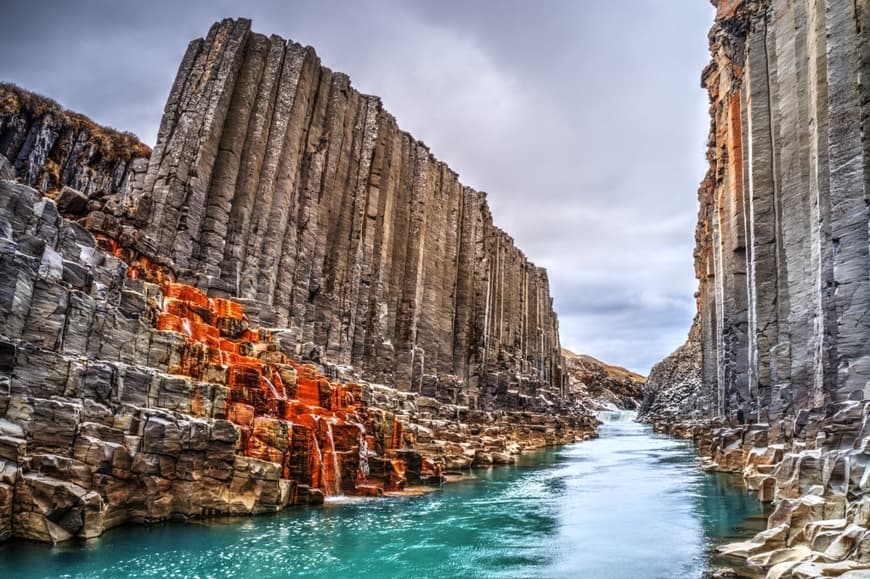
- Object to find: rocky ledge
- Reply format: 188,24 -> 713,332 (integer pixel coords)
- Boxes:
650,408 -> 870,579
0,176 -> 595,543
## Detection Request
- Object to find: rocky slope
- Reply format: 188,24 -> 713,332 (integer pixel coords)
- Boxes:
644,1 -> 870,576
637,315 -> 703,422
562,349 -> 644,410
0,20 -> 597,543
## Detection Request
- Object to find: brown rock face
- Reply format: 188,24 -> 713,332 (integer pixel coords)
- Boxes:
0,178 -> 593,541
562,349 -> 644,410
112,18 -> 566,413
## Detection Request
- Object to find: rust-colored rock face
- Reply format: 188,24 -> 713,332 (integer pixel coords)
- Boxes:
643,2 -> 870,574
112,18 -> 567,411
150,278 -> 432,497
0,19 -> 596,544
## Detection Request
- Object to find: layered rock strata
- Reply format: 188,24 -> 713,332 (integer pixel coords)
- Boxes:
644,1 -> 870,576
0,20 -> 595,543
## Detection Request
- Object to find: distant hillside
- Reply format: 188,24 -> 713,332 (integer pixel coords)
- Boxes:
562,349 -> 645,410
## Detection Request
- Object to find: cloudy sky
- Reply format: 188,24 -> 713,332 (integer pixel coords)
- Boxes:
2,0 -> 714,374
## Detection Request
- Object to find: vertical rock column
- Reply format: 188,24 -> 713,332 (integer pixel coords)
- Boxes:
691,0 -> 870,429
127,18 -> 568,411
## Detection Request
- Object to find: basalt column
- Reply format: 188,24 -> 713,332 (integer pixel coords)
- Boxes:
680,0 -> 870,428
127,19 -> 567,411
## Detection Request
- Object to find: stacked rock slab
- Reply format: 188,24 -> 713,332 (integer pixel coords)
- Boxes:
0,178 -> 428,542
644,1 -> 870,575
120,19 -> 567,412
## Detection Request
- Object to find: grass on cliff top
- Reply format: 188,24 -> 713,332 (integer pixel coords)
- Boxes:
0,82 -> 151,160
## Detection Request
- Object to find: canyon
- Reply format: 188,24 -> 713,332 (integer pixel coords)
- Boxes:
640,0 -> 870,577
9,2 -> 870,577
0,18 -> 644,544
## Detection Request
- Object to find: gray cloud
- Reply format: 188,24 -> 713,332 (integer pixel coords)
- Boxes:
0,0 -> 714,374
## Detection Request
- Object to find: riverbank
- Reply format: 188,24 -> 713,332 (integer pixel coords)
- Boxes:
0,414 -> 767,578
649,405 -> 870,579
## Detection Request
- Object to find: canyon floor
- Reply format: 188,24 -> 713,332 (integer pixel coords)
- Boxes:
0,413 -> 768,578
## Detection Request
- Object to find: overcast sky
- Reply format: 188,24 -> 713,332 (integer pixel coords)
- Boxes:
2,0 -> 714,374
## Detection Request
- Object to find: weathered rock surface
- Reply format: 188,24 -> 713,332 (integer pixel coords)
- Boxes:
110,19 -> 567,412
0,83 -> 150,199
0,177 -> 596,543
658,0 -> 870,427
562,349 -> 644,410
647,1 -> 870,576
637,315 -> 703,421
2,20 -> 570,415
0,19 -> 599,543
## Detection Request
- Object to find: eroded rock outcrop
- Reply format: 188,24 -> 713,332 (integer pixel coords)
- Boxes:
114,19 -> 567,412
0,83 -> 150,199
562,349 -> 644,410
637,315 -> 703,422
646,1 -> 870,576
0,19 -> 596,543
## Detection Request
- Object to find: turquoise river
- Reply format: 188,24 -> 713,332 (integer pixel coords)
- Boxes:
0,413 -> 769,578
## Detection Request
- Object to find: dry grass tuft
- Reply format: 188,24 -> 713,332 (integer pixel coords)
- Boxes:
0,81 -> 152,161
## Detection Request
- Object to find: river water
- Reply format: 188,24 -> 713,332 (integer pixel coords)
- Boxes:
0,413 -> 768,578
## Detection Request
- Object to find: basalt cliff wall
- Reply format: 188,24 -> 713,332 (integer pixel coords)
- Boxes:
122,18 -> 567,411
642,1 -> 870,576
644,0 -> 870,427
0,19 -> 594,544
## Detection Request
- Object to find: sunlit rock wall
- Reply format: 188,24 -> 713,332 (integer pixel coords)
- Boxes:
120,18 -> 566,412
